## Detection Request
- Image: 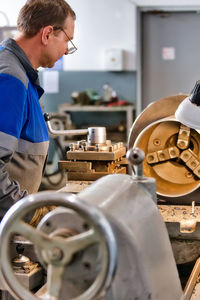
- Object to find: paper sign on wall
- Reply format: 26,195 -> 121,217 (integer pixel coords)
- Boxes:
43,71 -> 59,94
162,47 -> 175,60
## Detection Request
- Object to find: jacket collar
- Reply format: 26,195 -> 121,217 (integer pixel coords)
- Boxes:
2,38 -> 44,98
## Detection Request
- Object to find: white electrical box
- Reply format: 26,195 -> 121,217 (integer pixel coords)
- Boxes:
104,48 -> 124,71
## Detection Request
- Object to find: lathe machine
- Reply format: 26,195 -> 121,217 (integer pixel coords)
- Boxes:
0,94 -> 200,299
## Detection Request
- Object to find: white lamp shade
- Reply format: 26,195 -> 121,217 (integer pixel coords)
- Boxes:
175,96 -> 200,130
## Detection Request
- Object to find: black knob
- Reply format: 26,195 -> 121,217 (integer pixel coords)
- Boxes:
190,80 -> 200,106
43,112 -> 50,121
16,244 -> 24,255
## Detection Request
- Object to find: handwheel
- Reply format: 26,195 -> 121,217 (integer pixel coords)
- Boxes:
0,191 -> 117,300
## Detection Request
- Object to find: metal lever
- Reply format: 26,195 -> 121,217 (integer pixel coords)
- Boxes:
44,113 -> 88,136
44,113 -> 107,146
126,147 -> 157,203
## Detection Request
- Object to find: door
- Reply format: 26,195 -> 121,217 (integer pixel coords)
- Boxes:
141,11 -> 200,109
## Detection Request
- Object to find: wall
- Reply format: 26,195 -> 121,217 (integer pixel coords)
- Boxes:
0,1 -> 25,26
40,70 -> 136,113
65,0 -> 137,71
0,0 -> 137,71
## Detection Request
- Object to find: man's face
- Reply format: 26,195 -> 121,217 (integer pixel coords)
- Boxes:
40,15 -> 75,68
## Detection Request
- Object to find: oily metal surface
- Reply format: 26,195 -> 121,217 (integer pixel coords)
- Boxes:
67,147 -> 126,161
159,204 -> 200,236
128,94 -> 187,149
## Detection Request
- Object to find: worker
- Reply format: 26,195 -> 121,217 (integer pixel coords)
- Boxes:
0,0 -> 76,221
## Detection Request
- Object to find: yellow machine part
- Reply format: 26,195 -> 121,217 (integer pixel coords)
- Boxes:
128,94 -> 200,203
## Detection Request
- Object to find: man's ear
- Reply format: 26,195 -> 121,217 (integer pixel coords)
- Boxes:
41,26 -> 53,45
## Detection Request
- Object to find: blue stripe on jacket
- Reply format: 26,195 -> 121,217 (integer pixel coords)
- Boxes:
0,73 -> 48,143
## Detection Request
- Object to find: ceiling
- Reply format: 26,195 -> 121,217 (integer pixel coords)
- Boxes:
133,0 -> 200,7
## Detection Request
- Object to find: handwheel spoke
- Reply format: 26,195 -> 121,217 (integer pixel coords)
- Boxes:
46,264 -> 65,299
62,228 -> 99,257
14,220 -> 52,251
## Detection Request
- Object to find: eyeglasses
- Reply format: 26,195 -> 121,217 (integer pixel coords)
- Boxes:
53,27 -> 77,54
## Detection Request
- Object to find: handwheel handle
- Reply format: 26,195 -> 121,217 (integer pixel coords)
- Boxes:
0,191 -> 117,300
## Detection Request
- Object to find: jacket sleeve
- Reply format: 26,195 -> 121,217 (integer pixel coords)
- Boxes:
0,147 -> 27,221
0,70 -> 29,220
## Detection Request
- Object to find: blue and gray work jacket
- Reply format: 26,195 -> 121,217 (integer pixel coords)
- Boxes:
0,38 -> 49,220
